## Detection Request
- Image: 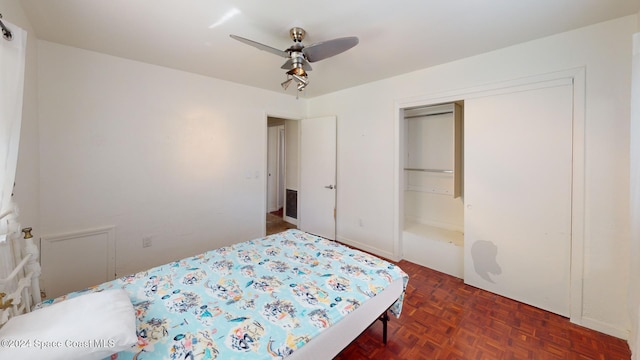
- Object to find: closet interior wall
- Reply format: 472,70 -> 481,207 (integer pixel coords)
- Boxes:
401,102 -> 464,278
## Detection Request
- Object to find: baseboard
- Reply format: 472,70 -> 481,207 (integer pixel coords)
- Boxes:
336,235 -> 399,262
576,316 -> 630,341
633,326 -> 639,360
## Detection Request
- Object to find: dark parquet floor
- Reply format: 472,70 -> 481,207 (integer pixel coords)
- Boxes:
264,217 -> 631,359
335,260 -> 632,360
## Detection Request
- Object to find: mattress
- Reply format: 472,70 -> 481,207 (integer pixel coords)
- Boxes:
39,229 -> 409,359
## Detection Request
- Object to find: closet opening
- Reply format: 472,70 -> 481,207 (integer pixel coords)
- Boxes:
400,101 -> 464,278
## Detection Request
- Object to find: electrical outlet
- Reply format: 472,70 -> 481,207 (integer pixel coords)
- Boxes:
142,236 -> 153,248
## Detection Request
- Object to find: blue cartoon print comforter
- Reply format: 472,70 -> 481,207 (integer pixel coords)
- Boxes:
39,229 -> 409,359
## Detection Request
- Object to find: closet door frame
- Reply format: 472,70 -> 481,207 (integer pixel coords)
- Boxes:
393,67 -> 586,324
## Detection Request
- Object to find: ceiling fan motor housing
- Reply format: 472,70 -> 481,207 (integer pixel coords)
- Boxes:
287,52 -> 308,76
289,27 -> 306,42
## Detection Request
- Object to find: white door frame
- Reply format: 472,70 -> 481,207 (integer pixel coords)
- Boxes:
277,127 -> 286,210
393,67 -> 586,325
267,125 -> 279,213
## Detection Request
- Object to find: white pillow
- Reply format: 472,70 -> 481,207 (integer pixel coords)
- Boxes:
0,289 -> 137,360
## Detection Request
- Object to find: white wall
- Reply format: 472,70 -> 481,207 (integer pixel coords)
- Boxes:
36,41 -> 305,276
0,0 -> 40,240
309,16 -> 636,339
629,25 -> 640,360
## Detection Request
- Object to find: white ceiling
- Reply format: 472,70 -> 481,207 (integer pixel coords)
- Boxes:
19,0 -> 640,97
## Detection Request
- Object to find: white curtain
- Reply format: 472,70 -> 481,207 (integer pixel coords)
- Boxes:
630,32 -> 640,360
0,20 -> 27,282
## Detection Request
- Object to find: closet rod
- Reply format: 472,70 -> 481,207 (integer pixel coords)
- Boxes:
404,111 -> 453,119
404,168 -> 453,174
0,13 -> 12,41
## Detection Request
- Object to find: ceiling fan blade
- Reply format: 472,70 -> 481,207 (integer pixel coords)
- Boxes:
303,36 -> 359,62
229,34 -> 289,58
302,58 -> 312,71
280,59 -> 292,69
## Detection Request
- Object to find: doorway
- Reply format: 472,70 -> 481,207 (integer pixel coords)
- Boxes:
266,117 -> 297,235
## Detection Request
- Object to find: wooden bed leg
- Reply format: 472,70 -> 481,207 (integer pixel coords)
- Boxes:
380,310 -> 389,345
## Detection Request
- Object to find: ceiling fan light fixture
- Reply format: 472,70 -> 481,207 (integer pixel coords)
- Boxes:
292,73 -> 309,91
281,77 -> 293,90
286,66 -> 307,77
292,74 -> 308,86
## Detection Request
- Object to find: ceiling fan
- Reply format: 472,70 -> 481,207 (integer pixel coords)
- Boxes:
230,27 -> 359,93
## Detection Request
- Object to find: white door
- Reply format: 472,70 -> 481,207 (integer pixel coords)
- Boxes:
464,80 -> 573,316
299,116 -> 337,240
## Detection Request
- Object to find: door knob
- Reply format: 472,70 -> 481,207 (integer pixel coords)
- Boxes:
324,185 -> 335,189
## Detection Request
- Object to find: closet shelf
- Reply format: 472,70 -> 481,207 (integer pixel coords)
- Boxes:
404,168 -> 453,174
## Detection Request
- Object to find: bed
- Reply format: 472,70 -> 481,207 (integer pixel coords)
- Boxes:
0,229 -> 408,359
